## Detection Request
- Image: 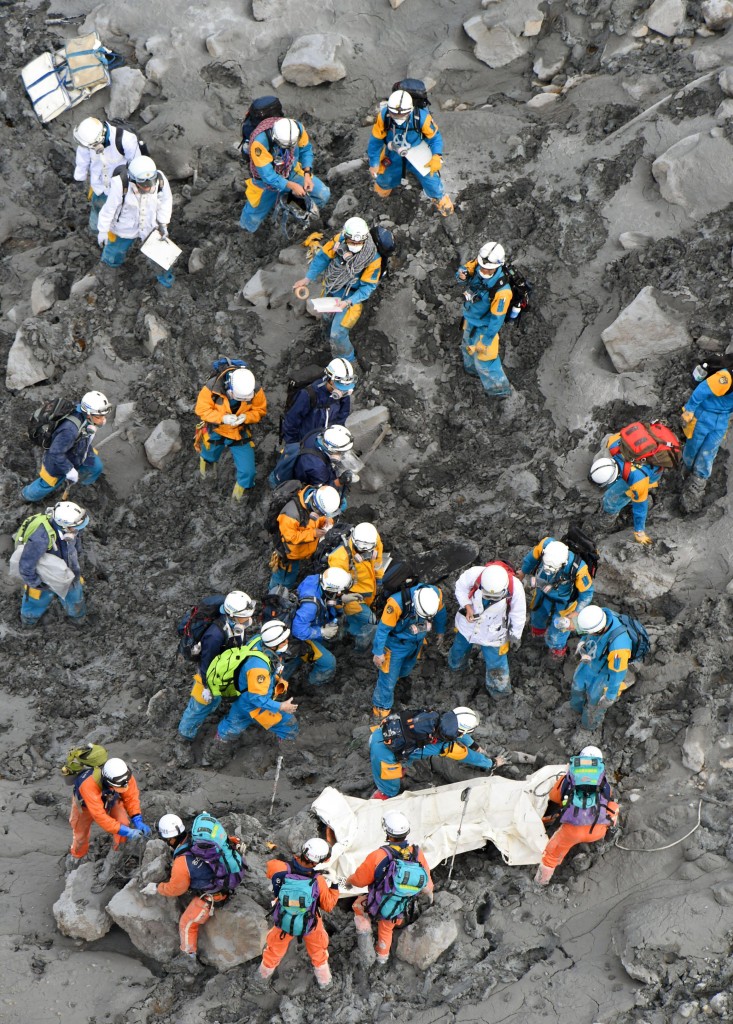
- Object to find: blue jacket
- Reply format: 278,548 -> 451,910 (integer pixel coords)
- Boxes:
282,380 -> 351,445
577,608 -> 632,702
373,584 -> 447,655
19,518 -> 82,588
367,106 -> 443,167
250,120 -> 314,191
457,265 -> 511,333
44,406 -> 97,478
291,574 -> 338,642
293,431 -> 338,487
521,537 -> 594,612
608,457 -> 663,532
199,619 -> 228,681
684,375 -> 733,429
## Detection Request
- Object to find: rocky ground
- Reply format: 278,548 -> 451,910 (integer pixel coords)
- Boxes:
2,1 -> 733,1022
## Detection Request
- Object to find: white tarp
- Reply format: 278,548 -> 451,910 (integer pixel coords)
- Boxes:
313,765 -> 565,890
140,230 -> 182,270
8,546 -> 75,598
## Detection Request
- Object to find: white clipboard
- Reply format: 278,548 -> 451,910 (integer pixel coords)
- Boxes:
404,140 -> 433,175
141,229 -> 182,270
308,296 -> 343,314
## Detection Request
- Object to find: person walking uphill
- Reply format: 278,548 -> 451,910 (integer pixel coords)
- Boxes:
457,242 -> 514,398
256,838 -> 339,991
23,391 -> 110,502
73,116 -> 146,233
195,360 -> 267,500
67,756 -> 150,872
680,358 -> 733,512
14,501 -> 90,626
96,155 -> 175,287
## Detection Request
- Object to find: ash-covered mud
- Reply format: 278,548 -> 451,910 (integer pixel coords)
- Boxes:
1,1 -> 733,1023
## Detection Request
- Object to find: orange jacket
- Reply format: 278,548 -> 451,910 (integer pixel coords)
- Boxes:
75,774 -> 141,836
267,856 -> 340,914
277,489 -> 329,562
346,843 -> 434,892
195,381 -> 267,442
157,852 -> 191,896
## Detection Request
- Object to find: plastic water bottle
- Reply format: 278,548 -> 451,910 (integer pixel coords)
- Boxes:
508,303 -> 522,321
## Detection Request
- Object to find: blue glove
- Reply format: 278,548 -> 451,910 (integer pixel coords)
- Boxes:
131,815 -> 151,836
118,824 -> 144,840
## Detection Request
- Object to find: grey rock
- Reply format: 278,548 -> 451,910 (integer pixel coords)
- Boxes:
396,892 -> 459,969
30,274 -> 57,315
6,321 -> 55,390
70,274 -> 98,297
715,98 -> 733,120
619,231 -> 653,250
281,34 -> 348,87
346,406 -> 390,447
682,707 -> 712,773
327,158 -> 365,182
533,35 -> 570,80
646,0 -> 687,36
601,287 -> 692,372
107,879 -> 180,961
197,893 -> 269,970
107,67 -> 147,120
719,65 -> 733,95
701,0 -> 733,30
114,402 -> 136,426
140,839 -> 171,884
53,862 -> 113,941
145,57 -> 168,86
188,248 -> 205,273
652,131 -> 733,219
463,17 -> 530,68
144,313 -> 169,356
144,419 -> 182,469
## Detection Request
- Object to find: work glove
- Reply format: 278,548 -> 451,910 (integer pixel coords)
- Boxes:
97,233 -> 107,248
65,467 -> 79,484
131,815 -> 151,836
201,687 -> 213,704
118,825 -> 144,840
509,635 -> 522,651
321,622 -> 339,640
680,410 -> 694,425
157,223 -> 169,239
633,531 -> 652,546
222,413 -> 246,426
141,882 -> 159,896
426,154 -> 442,176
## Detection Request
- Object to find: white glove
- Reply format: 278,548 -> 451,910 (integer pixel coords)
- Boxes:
201,688 -> 213,704
65,468 -> 79,484
222,414 -> 246,426
321,622 -> 339,640
157,223 -> 169,239
141,882 -> 159,896
97,233 -> 107,248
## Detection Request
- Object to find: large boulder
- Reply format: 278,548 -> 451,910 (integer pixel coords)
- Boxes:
144,419 -> 182,469
652,131 -> 733,220
702,0 -> 733,30
5,321 -> 54,390
143,313 -> 169,356
396,892 -> 460,969
601,287 -> 692,372
107,879 -> 180,961
682,707 -> 713,773
281,34 -> 348,87
346,406 -> 390,447
30,273 -> 57,315
646,0 -> 687,36
197,893 -> 269,970
53,862 -> 113,941
107,66 -> 147,120
463,17 -> 530,68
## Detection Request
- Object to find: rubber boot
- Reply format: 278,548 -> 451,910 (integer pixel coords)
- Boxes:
355,924 -> 377,967
167,951 -> 202,975
531,626 -> 547,639
376,953 -> 389,966
65,853 -> 88,873
548,647 -> 567,662
534,863 -> 554,885
370,789 -> 390,801
91,847 -> 124,892
232,483 -> 246,501
174,736 -> 194,768
313,962 -> 333,990
370,706 -> 390,733
251,961 -> 275,992
434,194 -> 454,217
201,735 -> 232,769
680,473 -> 706,514
373,183 -> 392,198
198,457 -> 208,479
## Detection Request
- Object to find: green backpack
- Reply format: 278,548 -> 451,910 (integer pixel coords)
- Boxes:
205,637 -> 272,697
14,513 -> 56,550
61,743 -> 109,785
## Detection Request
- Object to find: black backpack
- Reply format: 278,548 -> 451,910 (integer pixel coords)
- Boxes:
309,521 -> 354,572
381,708 -> 459,759
107,119 -> 149,157
260,584 -> 304,626
28,398 -> 82,449
176,595 -> 226,660
562,524 -> 600,588
371,226 -> 396,280
376,560 -> 418,617
240,96 -> 284,157
692,356 -> 733,381
112,166 -> 163,201
265,480 -> 309,539
279,363 -> 326,443
392,78 -> 430,109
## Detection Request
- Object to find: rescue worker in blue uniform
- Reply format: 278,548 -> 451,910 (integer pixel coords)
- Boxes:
293,217 -> 382,362
371,584 -> 447,724
457,242 -> 514,397
23,391 -> 110,502
15,501 -> 89,626
680,361 -> 733,509
570,606 -> 633,730
292,424 -> 354,493
281,567 -> 352,686
599,439 -> 667,546
240,117 -> 330,233
367,89 -> 453,216
519,537 -> 594,660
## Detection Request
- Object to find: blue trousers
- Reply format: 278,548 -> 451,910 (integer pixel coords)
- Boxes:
217,697 -> 298,742
570,661 -> 613,730
101,235 -> 175,288
239,174 -> 330,233
200,432 -> 256,489
375,157 -> 444,200
22,455 -> 104,503
530,593 -> 571,653
344,604 -> 376,650
178,694 -> 222,740
602,479 -> 648,531
282,640 -> 336,685
370,732 -> 403,798
461,329 -> 511,396
268,559 -> 300,590
683,419 -> 729,479
321,311 -> 357,362
268,442 -> 300,488
372,639 -> 424,711
89,192 -> 106,233
447,632 -> 511,697
21,580 -> 85,625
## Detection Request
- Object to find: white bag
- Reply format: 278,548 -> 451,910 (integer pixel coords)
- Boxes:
141,229 -> 182,270
404,140 -> 433,176
21,52 -> 72,124
8,545 -> 75,599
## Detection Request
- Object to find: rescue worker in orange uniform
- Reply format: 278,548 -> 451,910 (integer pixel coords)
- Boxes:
195,361 -> 267,500
535,745 -> 619,885
257,838 -> 339,990
269,483 -> 341,589
67,756 -> 149,864
346,810 -> 433,965
327,521 -> 385,651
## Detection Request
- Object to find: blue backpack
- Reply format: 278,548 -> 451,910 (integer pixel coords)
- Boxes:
365,846 -> 429,921
187,812 -> 247,894
603,614 -> 650,663
210,357 -> 248,377
272,863 -> 320,936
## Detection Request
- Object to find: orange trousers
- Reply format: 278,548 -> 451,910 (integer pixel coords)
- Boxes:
261,918 -> 329,969
180,896 -> 215,954
354,894 -> 399,957
541,822 -> 609,870
68,799 -> 130,858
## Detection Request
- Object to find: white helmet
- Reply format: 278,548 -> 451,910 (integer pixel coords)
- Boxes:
222,591 -> 256,619
387,89 -> 414,121
413,586 -> 440,619
321,566 -> 352,594
480,564 -> 510,601
589,457 -> 619,487
128,156 -> 158,187
311,485 -> 341,517
321,425 -> 354,456
302,837 -> 331,863
272,118 -> 300,148
80,390 -> 111,418
453,706 -> 480,736
579,745 -> 603,760
351,522 -> 378,553
227,367 -> 256,402
102,757 -> 131,788
52,501 -> 89,532
478,242 -> 505,271
260,619 -> 291,651
542,541 -> 569,575
74,117 -> 105,149
158,813 -> 186,839
343,217 -> 369,244
576,605 -> 607,635
325,358 -> 355,392
382,810 -> 410,840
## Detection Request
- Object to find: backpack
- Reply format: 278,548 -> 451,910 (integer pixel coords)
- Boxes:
467,560 -> 517,607
600,613 -> 651,663
14,513 -> 56,551
381,708 -> 459,759
28,397 -> 82,449
240,95 -> 284,157
365,846 -> 429,920
176,594 -> 226,660
270,431 -> 328,487
614,421 -> 681,473
309,521 -> 355,572
279,363 -> 326,443
206,637 -> 271,694
259,584 -> 310,626
370,225 -> 396,280
502,262 -> 532,324
186,811 -> 247,894
60,742 -> 109,784
265,480 -> 308,539
392,78 -> 430,109
376,560 -> 418,617
561,525 -> 599,582
108,119 -> 149,157
272,863 -> 320,937
209,356 -> 248,382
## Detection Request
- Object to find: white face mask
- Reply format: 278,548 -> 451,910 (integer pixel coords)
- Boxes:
391,115 -> 409,125
346,242 -> 363,253
478,265 -> 499,278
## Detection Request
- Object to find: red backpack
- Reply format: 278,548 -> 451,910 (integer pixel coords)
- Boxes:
611,421 -> 681,478
468,560 -> 516,607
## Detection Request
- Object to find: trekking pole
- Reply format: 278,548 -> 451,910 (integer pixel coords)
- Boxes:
447,786 -> 471,883
269,755 -> 284,819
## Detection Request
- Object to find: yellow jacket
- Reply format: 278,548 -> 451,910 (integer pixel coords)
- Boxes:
328,536 -> 385,611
